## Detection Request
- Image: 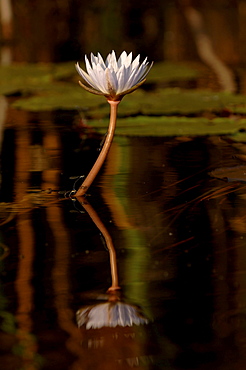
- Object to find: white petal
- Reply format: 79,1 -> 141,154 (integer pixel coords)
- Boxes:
85,55 -> 93,74
105,67 -> 117,93
127,61 -> 150,87
142,56 -> 148,65
75,62 -> 97,88
90,52 -> 98,66
76,307 -> 89,327
116,65 -> 127,93
87,62 -> 106,90
97,52 -> 106,69
118,64 -> 133,91
76,51 -> 153,98
105,53 -> 111,66
75,62 -> 84,78
96,65 -> 110,93
120,67 -> 139,90
131,54 -> 140,69
110,50 -> 118,71
136,61 -> 153,82
106,50 -> 115,68
124,52 -> 133,68
118,51 -> 127,67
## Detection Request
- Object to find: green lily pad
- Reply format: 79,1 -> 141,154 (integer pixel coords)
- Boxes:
224,131 -> 246,143
0,64 -> 52,95
52,61 -> 77,80
12,82 -> 104,111
0,60 -> 198,97
140,89 -> 245,116
137,89 -> 246,116
0,62 -> 77,96
85,116 -> 246,137
87,89 -> 246,118
147,61 -> 200,84
12,86 -> 246,117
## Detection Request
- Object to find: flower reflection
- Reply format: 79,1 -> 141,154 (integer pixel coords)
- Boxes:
77,294 -> 148,329
75,198 -> 149,330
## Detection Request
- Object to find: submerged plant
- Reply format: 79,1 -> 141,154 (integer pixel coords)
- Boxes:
75,50 -> 153,196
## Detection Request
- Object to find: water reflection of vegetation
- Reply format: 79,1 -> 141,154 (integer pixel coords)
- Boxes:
2,94 -> 246,368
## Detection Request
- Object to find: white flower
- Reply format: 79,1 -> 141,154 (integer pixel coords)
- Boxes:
76,301 -> 149,329
75,50 -> 153,101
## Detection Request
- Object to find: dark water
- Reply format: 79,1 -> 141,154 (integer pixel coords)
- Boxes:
1,106 -> 246,369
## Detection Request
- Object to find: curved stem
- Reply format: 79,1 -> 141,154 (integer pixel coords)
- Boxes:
77,196 -> 120,291
75,100 -> 120,197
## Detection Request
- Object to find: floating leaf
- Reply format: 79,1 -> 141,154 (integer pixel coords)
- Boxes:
0,60 -> 199,97
0,62 -> 76,96
131,89 -> 246,116
52,61 -> 77,80
12,82 -> 104,111
12,87 -> 246,117
85,116 -> 246,137
224,131 -> 246,143
147,61 -> 200,84
0,64 -> 53,95
209,165 -> 246,182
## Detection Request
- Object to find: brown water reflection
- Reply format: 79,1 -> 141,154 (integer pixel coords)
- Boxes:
1,108 -> 246,368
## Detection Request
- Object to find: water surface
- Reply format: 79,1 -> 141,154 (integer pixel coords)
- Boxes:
0,107 -> 246,369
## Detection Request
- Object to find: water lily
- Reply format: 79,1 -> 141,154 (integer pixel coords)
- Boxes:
77,301 -> 149,329
74,51 -> 153,197
75,50 -> 153,101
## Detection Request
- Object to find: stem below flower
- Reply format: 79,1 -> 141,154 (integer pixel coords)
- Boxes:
75,100 -> 120,197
